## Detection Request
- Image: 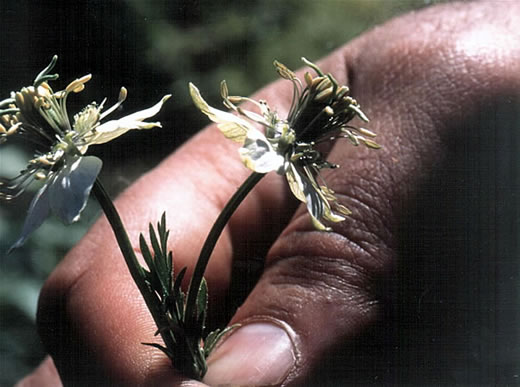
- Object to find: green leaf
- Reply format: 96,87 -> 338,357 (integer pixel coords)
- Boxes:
174,267 -> 187,294
203,324 -> 240,358
147,222 -> 172,298
196,278 -> 208,329
139,233 -> 154,271
139,233 -> 163,292
167,251 -> 174,288
174,267 -> 187,320
149,222 -> 161,254
158,212 -> 169,255
203,330 -> 219,355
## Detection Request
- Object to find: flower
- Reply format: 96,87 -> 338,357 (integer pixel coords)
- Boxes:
189,58 -> 380,230
0,55 -> 171,249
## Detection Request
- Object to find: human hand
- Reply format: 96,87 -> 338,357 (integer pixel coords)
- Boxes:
20,1 -> 520,385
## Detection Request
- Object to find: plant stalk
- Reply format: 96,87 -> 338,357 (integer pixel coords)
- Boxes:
185,172 -> 265,325
92,179 -> 177,354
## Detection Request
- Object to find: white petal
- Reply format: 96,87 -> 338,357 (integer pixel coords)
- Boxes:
85,94 -> 171,145
48,155 -> 102,224
309,215 -> 330,231
120,94 -> 171,122
189,83 -> 255,143
239,129 -> 284,173
87,119 -> 162,145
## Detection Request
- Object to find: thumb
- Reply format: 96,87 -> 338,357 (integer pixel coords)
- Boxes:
203,2 -> 520,386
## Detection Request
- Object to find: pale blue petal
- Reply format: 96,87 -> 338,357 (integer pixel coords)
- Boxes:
49,156 -> 102,224
9,182 -> 52,252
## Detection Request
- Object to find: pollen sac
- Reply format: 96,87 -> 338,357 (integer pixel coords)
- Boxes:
35,171 -> 47,180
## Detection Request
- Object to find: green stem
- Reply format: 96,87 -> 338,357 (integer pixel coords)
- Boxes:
185,172 -> 265,325
92,179 -> 177,354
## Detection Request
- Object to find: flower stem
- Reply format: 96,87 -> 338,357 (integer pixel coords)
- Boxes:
93,172 -> 265,378
91,179 -> 177,355
185,172 -> 265,325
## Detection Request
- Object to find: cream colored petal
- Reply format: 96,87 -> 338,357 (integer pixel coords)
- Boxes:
304,166 -> 347,228
189,82 -> 254,143
310,215 -> 330,231
86,119 -> 162,145
323,207 -> 346,223
304,179 -> 332,230
305,184 -> 330,225
286,163 -> 349,230
116,94 -> 171,122
285,163 -> 307,203
286,163 -> 332,230
83,94 -> 170,145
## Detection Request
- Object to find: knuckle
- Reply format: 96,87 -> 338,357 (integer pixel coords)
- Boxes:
355,2 -> 520,102
264,150 -> 399,322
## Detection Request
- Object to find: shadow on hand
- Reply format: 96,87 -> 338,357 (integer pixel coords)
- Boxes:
304,94 -> 520,385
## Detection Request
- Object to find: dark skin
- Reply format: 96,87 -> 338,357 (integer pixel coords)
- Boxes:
18,1 -> 520,385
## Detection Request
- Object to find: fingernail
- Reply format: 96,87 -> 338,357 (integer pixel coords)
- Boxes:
203,322 -> 295,386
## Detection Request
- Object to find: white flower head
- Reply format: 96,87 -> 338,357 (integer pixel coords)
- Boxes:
0,55 -> 171,249
190,58 -> 380,230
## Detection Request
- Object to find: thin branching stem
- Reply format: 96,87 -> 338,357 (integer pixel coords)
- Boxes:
185,172 -> 265,325
92,179 -> 177,354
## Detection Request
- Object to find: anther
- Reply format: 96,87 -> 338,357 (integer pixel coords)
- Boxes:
15,92 -> 25,107
220,81 -> 229,99
35,172 -> 47,180
324,106 -> 334,116
311,76 -> 326,88
6,122 -> 21,135
361,138 -> 381,149
315,78 -> 332,92
336,86 -> 350,99
359,127 -> 377,137
118,86 -> 128,102
37,156 -> 54,166
315,87 -> 334,102
304,72 -> 313,87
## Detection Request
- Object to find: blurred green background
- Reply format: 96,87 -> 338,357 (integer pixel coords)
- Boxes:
0,0 -> 450,384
